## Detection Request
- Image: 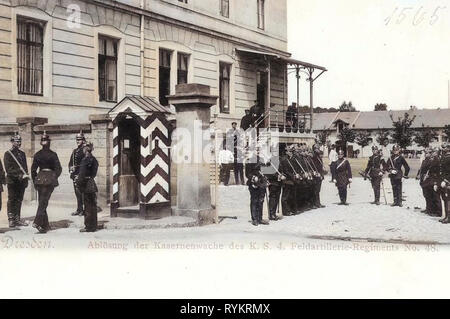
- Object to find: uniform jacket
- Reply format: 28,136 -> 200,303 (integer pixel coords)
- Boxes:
386,154 -> 410,180
68,145 -> 85,179
364,154 -> 385,178
245,156 -> 267,189
440,153 -> 450,185
417,157 -> 430,185
264,156 -> 282,187
335,157 -> 352,187
31,148 -> 62,187
4,148 -> 28,185
280,155 -> 298,185
421,156 -> 440,188
0,159 -> 5,192
77,155 -> 98,193
312,153 -> 324,177
240,114 -> 252,130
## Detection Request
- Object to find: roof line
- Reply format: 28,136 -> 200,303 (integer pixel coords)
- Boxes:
351,111 -> 362,128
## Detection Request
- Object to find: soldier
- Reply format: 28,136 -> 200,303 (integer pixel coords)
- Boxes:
0,157 -> 5,212
294,145 -> 313,212
264,154 -> 285,221
311,144 -> 325,208
245,150 -> 269,226
31,132 -> 62,233
4,133 -> 29,228
416,148 -> 432,214
438,142 -> 450,224
280,145 -> 299,216
386,145 -> 410,207
334,150 -> 352,205
422,148 -> 442,216
69,131 -> 86,216
364,146 -> 386,205
76,142 -> 99,232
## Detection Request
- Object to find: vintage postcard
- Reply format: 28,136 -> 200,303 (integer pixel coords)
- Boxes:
0,0 -> 449,299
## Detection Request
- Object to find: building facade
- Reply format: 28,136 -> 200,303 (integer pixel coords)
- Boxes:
313,109 -> 450,158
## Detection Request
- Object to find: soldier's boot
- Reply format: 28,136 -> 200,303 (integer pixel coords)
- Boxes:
439,216 -> 450,224
15,220 -> 28,227
8,220 -> 17,228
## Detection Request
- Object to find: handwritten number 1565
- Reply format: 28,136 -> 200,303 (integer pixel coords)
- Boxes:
385,6 -> 447,26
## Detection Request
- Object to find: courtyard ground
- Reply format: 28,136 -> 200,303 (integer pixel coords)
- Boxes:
0,175 -> 449,250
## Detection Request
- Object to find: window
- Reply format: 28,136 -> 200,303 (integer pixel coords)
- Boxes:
177,53 -> 189,85
178,0 -> 187,3
257,0 -> 265,30
219,62 -> 231,114
17,17 -> 45,95
220,0 -> 229,18
159,49 -> 172,106
98,36 -> 118,102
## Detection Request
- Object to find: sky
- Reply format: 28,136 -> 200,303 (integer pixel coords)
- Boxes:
286,0 -> 450,111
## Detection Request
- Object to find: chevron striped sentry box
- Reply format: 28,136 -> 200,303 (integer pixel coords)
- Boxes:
108,96 -> 172,219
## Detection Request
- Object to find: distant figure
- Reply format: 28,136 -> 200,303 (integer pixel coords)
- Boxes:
286,103 -> 298,129
240,109 -> 252,131
218,142 -> 234,186
334,150 -> 352,205
328,144 -> 338,182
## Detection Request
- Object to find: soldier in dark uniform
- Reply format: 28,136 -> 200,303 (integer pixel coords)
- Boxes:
294,145 -> 313,212
364,146 -> 386,205
0,157 -> 5,212
438,143 -> 450,224
311,144 -> 325,208
280,145 -> 299,216
76,142 -> 99,232
422,148 -> 442,216
416,148 -> 432,214
386,145 -> 410,207
334,150 -> 352,205
4,134 -> 29,228
69,131 -> 86,216
240,109 -> 252,131
245,150 -> 269,226
264,155 -> 285,221
31,132 -> 62,233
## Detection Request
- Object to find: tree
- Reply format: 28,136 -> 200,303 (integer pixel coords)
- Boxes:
443,125 -> 450,142
374,103 -> 388,111
389,112 -> 416,149
338,127 -> 355,155
413,124 -> 438,148
376,129 -> 390,147
355,131 -> 372,157
339,101 -> 357,112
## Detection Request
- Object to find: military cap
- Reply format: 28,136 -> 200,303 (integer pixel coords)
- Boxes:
10,132 -> 21,142
41,131 -> 50,142
76,130 -> 85,141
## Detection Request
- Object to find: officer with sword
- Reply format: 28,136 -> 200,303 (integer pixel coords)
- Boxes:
4,133 -> 29,228
362,146 -> 386,205
386,145 -> 410,207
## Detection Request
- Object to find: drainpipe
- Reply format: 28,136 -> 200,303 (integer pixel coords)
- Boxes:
140,0 -> 145,97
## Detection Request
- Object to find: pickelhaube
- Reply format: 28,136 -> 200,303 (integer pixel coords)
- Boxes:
76,130 -> 85,141
392,145 -> 400,151
371,145 -> 378,151
10,132 -> 21,142
338,150 -> 345,155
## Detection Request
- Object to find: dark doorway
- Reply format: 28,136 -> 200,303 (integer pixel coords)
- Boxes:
257,71 -> 268,113
118,118 -> 140,207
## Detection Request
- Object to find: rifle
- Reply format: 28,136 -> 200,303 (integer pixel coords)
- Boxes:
293,157 -> 310,180
286,157 -> 302,181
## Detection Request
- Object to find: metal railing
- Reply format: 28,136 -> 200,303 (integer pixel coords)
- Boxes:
253,107 -> 313,134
